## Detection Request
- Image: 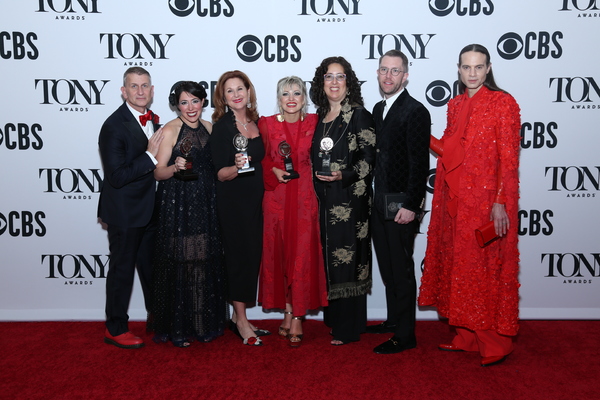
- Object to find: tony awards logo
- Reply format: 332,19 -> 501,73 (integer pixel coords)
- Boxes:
233,134 -> 254,173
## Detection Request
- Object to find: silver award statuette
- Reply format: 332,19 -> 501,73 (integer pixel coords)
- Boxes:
278,140 -> 299,180
233,133 -> 255,173
317,137 -> 334,176
174,136 -> 198,181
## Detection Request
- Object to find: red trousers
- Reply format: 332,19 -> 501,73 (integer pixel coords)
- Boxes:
452,326 -> 514,357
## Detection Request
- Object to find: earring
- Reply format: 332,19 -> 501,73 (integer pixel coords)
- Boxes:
276,114 -> 284,122
247,101 -> 251,109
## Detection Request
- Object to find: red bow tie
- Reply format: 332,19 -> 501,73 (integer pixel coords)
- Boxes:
139,110 -> 159,126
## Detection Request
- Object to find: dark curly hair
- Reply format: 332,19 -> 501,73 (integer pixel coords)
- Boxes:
309,56 -> 364,119
168,81 -> 207,107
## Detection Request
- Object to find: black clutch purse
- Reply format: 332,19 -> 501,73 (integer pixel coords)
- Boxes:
384,193 -> 407,220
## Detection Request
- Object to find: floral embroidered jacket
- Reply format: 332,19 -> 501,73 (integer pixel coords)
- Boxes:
418,86 -> 522,336
311,103 -> 376,300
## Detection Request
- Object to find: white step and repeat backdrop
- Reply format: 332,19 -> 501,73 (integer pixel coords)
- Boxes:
1,0 -> 598,321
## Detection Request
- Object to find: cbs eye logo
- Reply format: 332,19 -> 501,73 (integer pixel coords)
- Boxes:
428,0 -> 494,16
236,35 -> 301,63
497,32 -> 563,60
425,80 -> 459,107
168,0 -> 234,17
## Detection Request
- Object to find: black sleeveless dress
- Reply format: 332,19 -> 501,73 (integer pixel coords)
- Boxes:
148,120 -> 227,343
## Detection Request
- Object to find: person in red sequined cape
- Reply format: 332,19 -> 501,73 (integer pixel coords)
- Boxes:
258,76 -> 328,347
418,44 -> 521,366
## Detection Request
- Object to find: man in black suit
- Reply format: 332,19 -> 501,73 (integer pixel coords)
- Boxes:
98,67 -> 163,348
368,50 -> 431,354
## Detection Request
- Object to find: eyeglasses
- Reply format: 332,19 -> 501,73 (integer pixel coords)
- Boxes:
324,73 -> 346,82
377,67 -> 404,76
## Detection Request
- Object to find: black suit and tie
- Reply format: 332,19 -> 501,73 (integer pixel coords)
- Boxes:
98,102 -> 159,338
370,90 -> 431,352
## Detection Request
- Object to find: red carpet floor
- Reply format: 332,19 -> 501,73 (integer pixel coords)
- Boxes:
1,320 -> 599,399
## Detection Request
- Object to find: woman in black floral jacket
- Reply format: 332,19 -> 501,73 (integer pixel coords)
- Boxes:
310,56 -> 376,345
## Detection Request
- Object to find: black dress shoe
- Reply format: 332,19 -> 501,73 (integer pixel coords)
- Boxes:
254,328 -> 271,337
373,337 -> 416,354
229,319 -> 270,337
365,322 -> 397,334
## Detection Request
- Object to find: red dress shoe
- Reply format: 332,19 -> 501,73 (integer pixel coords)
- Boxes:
438,343 -> 464,352
104,329 -> 144,349
481,355 -> 507,367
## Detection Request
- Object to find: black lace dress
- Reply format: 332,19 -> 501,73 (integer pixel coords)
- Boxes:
148,120 -> 227,344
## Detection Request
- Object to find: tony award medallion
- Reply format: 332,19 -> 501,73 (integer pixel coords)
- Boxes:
174,136 -> 198,181
233,133 -> 255,173
278,141 -> 299,180
317,137 -> 334,176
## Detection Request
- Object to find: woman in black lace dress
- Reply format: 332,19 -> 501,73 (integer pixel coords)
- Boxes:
148,81 -> 227,347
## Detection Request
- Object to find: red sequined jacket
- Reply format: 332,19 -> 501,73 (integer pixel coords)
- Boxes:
418,86 -> 521,336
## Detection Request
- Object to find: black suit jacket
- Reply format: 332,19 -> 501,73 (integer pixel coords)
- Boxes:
97,102 -> 159,228
372,90 -> 431,215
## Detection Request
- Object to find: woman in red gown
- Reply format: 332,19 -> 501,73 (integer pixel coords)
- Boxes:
258,76 -> 328,347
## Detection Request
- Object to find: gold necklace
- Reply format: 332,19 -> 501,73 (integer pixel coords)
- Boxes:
322,115 -> 338,138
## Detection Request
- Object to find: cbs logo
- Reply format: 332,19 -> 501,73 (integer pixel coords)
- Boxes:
237,35 -> 301,63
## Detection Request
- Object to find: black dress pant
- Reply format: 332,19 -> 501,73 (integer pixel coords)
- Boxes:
371,210 -> 418,343
105,222 -> 155,336
325,294 -> 367,343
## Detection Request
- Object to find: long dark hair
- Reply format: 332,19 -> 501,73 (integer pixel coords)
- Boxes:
457,44 -> 506,94
309,56 -> 364,119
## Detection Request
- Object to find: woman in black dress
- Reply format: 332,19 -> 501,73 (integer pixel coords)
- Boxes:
310,57 -> 376,345
210,70 -> 269,346
148,81 -> 227,347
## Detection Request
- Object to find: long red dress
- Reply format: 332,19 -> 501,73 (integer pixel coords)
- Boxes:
418,86 -> 521,336
258,114 -> 328,315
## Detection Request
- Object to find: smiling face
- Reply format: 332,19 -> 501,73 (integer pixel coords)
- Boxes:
279,83 -> 304,120
458,51 -> 491,97
223,77 -> 250,113
323,63 -> 347,104
377,55 -> 408,98
177,91 -> 203,127
121,72 -> 153,114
